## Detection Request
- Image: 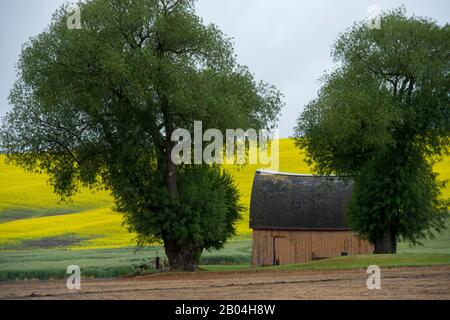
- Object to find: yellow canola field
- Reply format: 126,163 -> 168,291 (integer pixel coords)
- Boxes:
0,139 -> 448,249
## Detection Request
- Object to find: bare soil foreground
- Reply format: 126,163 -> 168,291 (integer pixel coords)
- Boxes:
1,266 -> 449,300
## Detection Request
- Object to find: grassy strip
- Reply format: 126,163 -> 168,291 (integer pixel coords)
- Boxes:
270,253 -> 450,271
199,253 -> 450,273
0,241 -> 252,281
2,243 -> 450,280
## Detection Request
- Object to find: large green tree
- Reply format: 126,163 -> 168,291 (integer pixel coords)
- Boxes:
295,8 -> 449,253
1,0 -> 282,270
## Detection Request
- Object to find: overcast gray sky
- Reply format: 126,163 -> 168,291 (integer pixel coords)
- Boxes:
1,0 -> 449,137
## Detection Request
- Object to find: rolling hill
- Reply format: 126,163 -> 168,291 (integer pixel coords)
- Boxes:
0,139 -> 449,250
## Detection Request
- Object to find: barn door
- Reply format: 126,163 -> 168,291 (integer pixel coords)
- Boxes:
273,237 -> 295,265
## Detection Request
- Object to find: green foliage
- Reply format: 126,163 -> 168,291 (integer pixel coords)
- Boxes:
349,151 -> 448,245
295,7 -> 450,250
0,0 -> 282,268
118,166 -> 244,251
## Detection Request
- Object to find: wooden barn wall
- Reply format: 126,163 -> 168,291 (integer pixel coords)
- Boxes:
252,229 -> 374,267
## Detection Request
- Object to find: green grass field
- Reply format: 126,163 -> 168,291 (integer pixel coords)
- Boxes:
0,241 -> 253,281
1,240 -> 449,281
200,253 -> 450,273
0,138 -> 449,280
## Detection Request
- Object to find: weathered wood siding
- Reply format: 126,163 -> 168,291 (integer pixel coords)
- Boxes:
252,229 -> 374,267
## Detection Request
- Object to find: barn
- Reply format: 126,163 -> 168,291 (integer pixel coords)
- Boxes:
249,170 -> 374,266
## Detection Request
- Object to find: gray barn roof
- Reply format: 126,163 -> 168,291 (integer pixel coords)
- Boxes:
249,171 -> 353,230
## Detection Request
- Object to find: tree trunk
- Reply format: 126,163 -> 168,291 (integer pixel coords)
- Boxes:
159,85 -> 200,271
161,95 -> 179,198
165,141 -> 179,197
374,229 -> 397,254
163,238 -> 203,271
